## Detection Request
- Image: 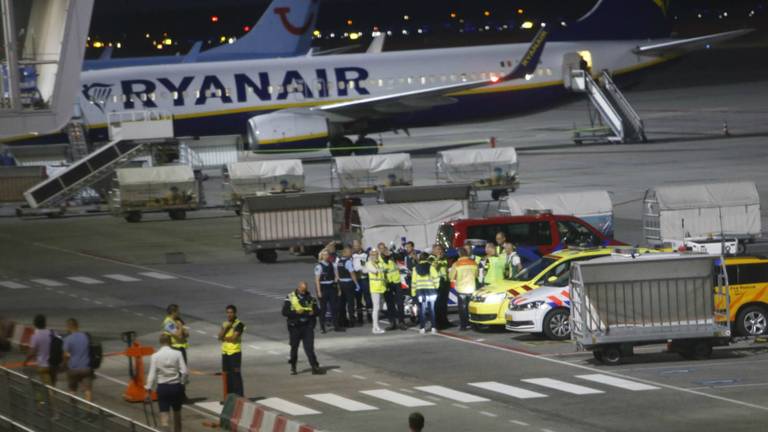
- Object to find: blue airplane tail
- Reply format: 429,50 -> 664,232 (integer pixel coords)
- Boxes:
556,0 -> 671,40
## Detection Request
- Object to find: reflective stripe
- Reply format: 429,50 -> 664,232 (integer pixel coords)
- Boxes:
289,292 -> 314,314
163,316 -> 189,349
221,319 -> 244,355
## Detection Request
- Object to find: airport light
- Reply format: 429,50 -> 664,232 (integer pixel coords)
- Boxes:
116,42 -> 122,49
403,15 -> 410,21
450,12 -> 457,19
92,41 -> 103,48
156,44 -> 163,50
163,38 -> 172,46
517,9 -> 524,14
211,15 -> 219,23
313,30 -> 321,37
145,33 -> 150,38
347,19 -> 353,26
484,10 -> 491,17
521,21 -> 534,29
349,32 -> 360,40
243,25 -> 251,32
220,35 -> 227,43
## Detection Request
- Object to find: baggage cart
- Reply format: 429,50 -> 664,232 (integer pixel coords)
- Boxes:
110,165 -> 201,223
223,159 -> 304,212
331,153 -> 412,193
436,147 -> 519,200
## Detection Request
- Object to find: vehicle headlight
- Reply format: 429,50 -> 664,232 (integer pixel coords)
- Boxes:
510,300 -> 545,311
470,293 -> 485,302
485,292 -> 507,303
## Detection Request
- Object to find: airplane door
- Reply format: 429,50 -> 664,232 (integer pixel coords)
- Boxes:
562,51 -> 593,89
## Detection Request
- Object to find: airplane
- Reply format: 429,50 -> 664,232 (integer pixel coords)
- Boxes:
82,0 -> 320,70
3,0 -> 752,155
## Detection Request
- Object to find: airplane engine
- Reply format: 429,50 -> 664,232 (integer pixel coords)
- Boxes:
247,112 -> 330,151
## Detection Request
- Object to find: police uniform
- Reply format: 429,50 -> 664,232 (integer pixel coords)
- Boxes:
314,260 -> 339,332
220,318 -> 245,397
336,256 -> 357,327
282,290 -> 322,375
162,315 -> 189,364
429,255 -> 452,329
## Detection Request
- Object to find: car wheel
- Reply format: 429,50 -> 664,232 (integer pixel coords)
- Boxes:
542,309 -> 571,340
599,345 -> 622,365
256,249 -> 278,263
737,305 -> 768,336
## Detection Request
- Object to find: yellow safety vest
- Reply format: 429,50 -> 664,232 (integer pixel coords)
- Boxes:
411,268 -> 438,296
221,318 -> 244,355
368,263 -> 387,294
162,316 -> 189,349
450,258 -> 478,295
289,292 -> 314,314
382,258 -> 401,284
430,256 -> 449,281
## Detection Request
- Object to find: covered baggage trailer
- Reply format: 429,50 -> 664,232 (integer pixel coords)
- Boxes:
507,190 -> 614,238
241,192 -> 338,263
332,153 -> 412,193
436,147 -> 519,200
570,254 -> 731,365
224,159 -> 304,212
111,165 -> 200,223
643,181 -> 761,254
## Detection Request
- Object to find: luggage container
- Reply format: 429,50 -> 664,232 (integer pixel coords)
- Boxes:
240,192 -> 338,263
436,148 -> 518,200
0,166 -> 46,203
331,153 -> 412,192
110,165 -> 200,223
224,159 -> 304,211
507,190 -> 614,238
570,253 -> 731,365
643,181 -> 761,254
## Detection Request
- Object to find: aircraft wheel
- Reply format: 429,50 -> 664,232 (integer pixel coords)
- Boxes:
330,137 -> 354,157
354,137 -> 379,156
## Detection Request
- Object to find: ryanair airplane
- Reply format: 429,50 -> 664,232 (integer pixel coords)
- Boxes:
5,0 -> 751,155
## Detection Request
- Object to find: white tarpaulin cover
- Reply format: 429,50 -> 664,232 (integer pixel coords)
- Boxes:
116,165 -> 194,185
227,160 -> 304,194
646,182 -> 761,241
437,148 -> 518,186
333,153 -> 412,190
507,190 -> 614,236
116,165 -> 197,207
357,200 -> 468,250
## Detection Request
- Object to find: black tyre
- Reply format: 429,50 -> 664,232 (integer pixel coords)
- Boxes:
736,242 -> 747,255
354,137 -> 379,156
599,345 -> 622,365
736,305 -> 768,336
592,350 -> 603,362
124,212 -> 142,223
168,209 -> 187,220
542,308 -> 571,340
256,249 -> 278,263
329,137 -> 354,157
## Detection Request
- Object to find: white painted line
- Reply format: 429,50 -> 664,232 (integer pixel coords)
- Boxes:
103,274 -> 141,282
352,375 -> 366,380
267,350 -> 279,355
542,429 -> 557,432
82,297 -> 92,302
306,393 -> 378,412
93,300 -> 103,305
452,403 -> 469,409
511,420 -> 530,426
139,272 -> 177,280
195,330 -> 207,335
249,344 -> 262,350
331,369 -> 342,374
69,294 -> 78,298
575,374 -> 660,391
195,401 -> 223,415
0,281 -> 28,289
479,411 -> 498,418
360,389 -> 435,407
135,312 -> 145,317
30,278 -> 64,287
256,397 -> 321,416
67,276 -> 103,285
374,381 -> 391,387
521,378 -> 604,395
415,386 -> 489,403
399,388 -> 415,394
469,382 -> 547,399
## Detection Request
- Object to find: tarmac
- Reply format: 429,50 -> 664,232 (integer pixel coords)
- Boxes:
2,38 -> 768,431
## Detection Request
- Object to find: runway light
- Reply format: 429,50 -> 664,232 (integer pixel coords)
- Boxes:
561,21 -> 567,27
517,8 -> 524,15
521,21 -> 534,29
163,38 -> 172,45
541,22 -> 547,28
450,12 -> 457,19
210,15 -> 219,23
145,33 -> 150,38
490,75 -> 500,83
403,15 -> 410,21
156,44 -> 163,50
116,42 -> 122,49
347,19 -> 353,26
525,73 -> 533,81
228,37 -> 236,44
92,41 -> 103,48
349,32 -> 360,40
313,30 -> 321,37
219,35 -> 227,43
484,10 -> 491,17
402,29 -> 409,35
243,25 -> 251,32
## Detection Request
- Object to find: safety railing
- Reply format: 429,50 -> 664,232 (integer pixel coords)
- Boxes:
0,367 -> 159,432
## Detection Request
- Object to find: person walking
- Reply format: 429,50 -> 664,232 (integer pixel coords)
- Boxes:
411,253 -> 440,334
366,249 -> 387,334
335,246 -> 359,328
282,281 -> 323,375
62,318 -> 93,402
449,248 -> 479,331
314,250 -> 340,333
351,240 -> 373,324
429,244 -> 452,329
145,334 -> 188,432
25,314 -> 60,387
218,305 -> 245,397
162,304 -> 189,365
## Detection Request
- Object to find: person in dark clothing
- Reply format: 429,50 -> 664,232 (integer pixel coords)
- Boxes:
282,281 -> 324,375
335,246 -> 359,328
430,244 -> 452,329
409,412 -> 425,432
314,250 -> 341,333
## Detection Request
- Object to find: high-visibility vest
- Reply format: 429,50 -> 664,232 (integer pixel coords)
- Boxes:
162,316 -> 189,349
450,257 -> 478,294
368,262 -> 387,294
411,268 -> 439,297
485,255 -> 506,286
383,258 -> 400,284
221,318 -> 245,355
289,292 -> 315,314
430,256 -> 449,281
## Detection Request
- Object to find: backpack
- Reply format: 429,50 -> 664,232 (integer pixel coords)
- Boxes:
48,331 -> 64,367
86,333 -> 103,370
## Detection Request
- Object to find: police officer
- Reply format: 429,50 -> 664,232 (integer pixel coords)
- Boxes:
162,304 -> 190,364
336,246 -> 359,328
217,305 -> 245,397
314,250 -> 341,333
381,249 -> 403,331
282,281 -> 323,375
429,244 -> 452,329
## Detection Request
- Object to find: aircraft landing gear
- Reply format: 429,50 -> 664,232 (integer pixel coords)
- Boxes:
329,137 -> 354,157
354,137 -> 378,156
329,136 -> 379,157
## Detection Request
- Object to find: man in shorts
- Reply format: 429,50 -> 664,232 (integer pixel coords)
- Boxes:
146,334 -> 188,432
63,318 -> 92,401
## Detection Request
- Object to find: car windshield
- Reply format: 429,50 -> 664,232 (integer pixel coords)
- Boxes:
510,257 -> 557,281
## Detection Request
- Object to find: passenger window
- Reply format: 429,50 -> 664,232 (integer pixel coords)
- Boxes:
540,261 -> 571,283
736,264 -> 768,285
556,221 -> 600,247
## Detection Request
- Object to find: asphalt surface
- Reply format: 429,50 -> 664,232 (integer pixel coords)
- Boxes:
3,38 -> 768,432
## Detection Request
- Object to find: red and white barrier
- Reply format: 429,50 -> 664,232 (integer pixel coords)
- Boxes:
9,322 -> 35,350
220,395 -> 316,432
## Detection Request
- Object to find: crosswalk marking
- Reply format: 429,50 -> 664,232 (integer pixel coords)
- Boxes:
139,272 -> 177,280
103,274 -> 141,282
521,378 -> 604,395
0,281 -> 28,289
67,276 -> 103,285
360,389 -> 434,407
256,397 -> 321,416
30,278 -> 65,287
575,374 -> 660,391
414,386 -> 489,403
306,393 -> 378,412
469,382 -> 547,399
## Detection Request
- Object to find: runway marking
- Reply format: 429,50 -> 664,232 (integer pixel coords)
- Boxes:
511,420 -> 530,426
360,389 -> 434,407
249,344 -> 262,350
194,401 -> 223,415
69,294 -> 78,298
453,403 -> 469,409
82,297 -> 92,302
67,276 -> 103,285
267,350 -> 279,355
103,274 -> 140,282
93,300 -> 103,305
138,272 -> 177,280
195,330 -> 207,335
469,382 -> 547,399
479,411 -> 498,418
256,397 -> 321,415
522,378 -> 604,395
541,429 -> 557,432
374,381 -> 390,387
331,369 -> 342,374
352,375 -> 366,380
575,374 -> 660,391
0,281 -> 28,289
30,278 -> 65,287
415,386 -> 490,403
399,388 -> 415,394
306,393 -> 378,412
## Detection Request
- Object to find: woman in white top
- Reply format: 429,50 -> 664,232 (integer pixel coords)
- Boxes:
146,334 -> 188,432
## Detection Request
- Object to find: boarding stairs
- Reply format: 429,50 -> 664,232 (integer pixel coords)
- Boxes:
23,111 -> 174,209
570,69 -> 646,144
65,118 -> 90,161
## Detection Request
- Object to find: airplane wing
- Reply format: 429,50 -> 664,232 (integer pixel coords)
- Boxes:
313,28 -> 549,121
634,29 -> 753,56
